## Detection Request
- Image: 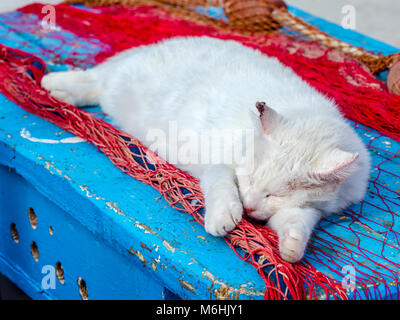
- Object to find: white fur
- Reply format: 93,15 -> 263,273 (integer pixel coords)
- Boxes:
41,36 -> 370,262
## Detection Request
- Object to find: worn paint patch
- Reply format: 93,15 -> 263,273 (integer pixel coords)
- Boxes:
104,201 -> 157,235
43,160 -> 73,181
128,246 -> 167,272
163,240 -> 176,253
128,247 -> 148,264
152,255 -> 166,270
179,278 -> 196,294
201,270 -> 264,300
0,128 -> 12,139
106,201 -> 125,216
80,185 -> 105,200
355,221 -> 385,239
135,221 -> 157,235
140,242 -> 153,252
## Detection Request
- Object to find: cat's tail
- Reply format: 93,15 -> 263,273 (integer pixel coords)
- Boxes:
41,69 -> 102,107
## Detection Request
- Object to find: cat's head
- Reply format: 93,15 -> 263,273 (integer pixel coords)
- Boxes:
237,102 -> 360,221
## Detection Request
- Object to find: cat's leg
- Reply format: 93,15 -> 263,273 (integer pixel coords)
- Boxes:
41,69 -> 102,107
201,165 -> 243,236
268,208 -> 321,263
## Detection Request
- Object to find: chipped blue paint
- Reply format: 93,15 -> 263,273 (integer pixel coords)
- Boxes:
0,96 -> 267,299
0,164 -> 168,300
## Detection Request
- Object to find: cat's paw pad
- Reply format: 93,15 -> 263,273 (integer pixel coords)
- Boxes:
205,199 -> 243,237
279,228 -> 307,263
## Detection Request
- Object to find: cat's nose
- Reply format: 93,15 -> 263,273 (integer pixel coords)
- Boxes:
243,207 -> 253,214
245,208 -> 270,222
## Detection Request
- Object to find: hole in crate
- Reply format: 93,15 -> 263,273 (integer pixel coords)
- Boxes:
28,208 -> 37,229
10,223 -> 19,243
30,241 -> 39,261
77,277 -> 88,300
56,262 -> 65,284
48,226 -> 53,235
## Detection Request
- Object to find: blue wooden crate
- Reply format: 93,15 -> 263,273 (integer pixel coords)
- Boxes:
0,4 -> 399,300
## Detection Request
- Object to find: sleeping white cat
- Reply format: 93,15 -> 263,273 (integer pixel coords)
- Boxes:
41,36 -> 370,263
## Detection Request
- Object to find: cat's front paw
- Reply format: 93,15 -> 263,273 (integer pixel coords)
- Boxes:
204,197 -> 243,237
279,226 -> 308,263
41,73 -> 76,105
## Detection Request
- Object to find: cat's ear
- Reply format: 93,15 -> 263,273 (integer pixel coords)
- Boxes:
256,102 -> 285,134
312,149 -> 359,183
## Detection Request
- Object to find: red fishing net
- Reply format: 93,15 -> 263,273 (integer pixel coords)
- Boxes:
0,3 -> 399,299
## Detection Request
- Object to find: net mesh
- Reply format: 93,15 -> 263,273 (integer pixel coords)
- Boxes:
0,2 -> 399,299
